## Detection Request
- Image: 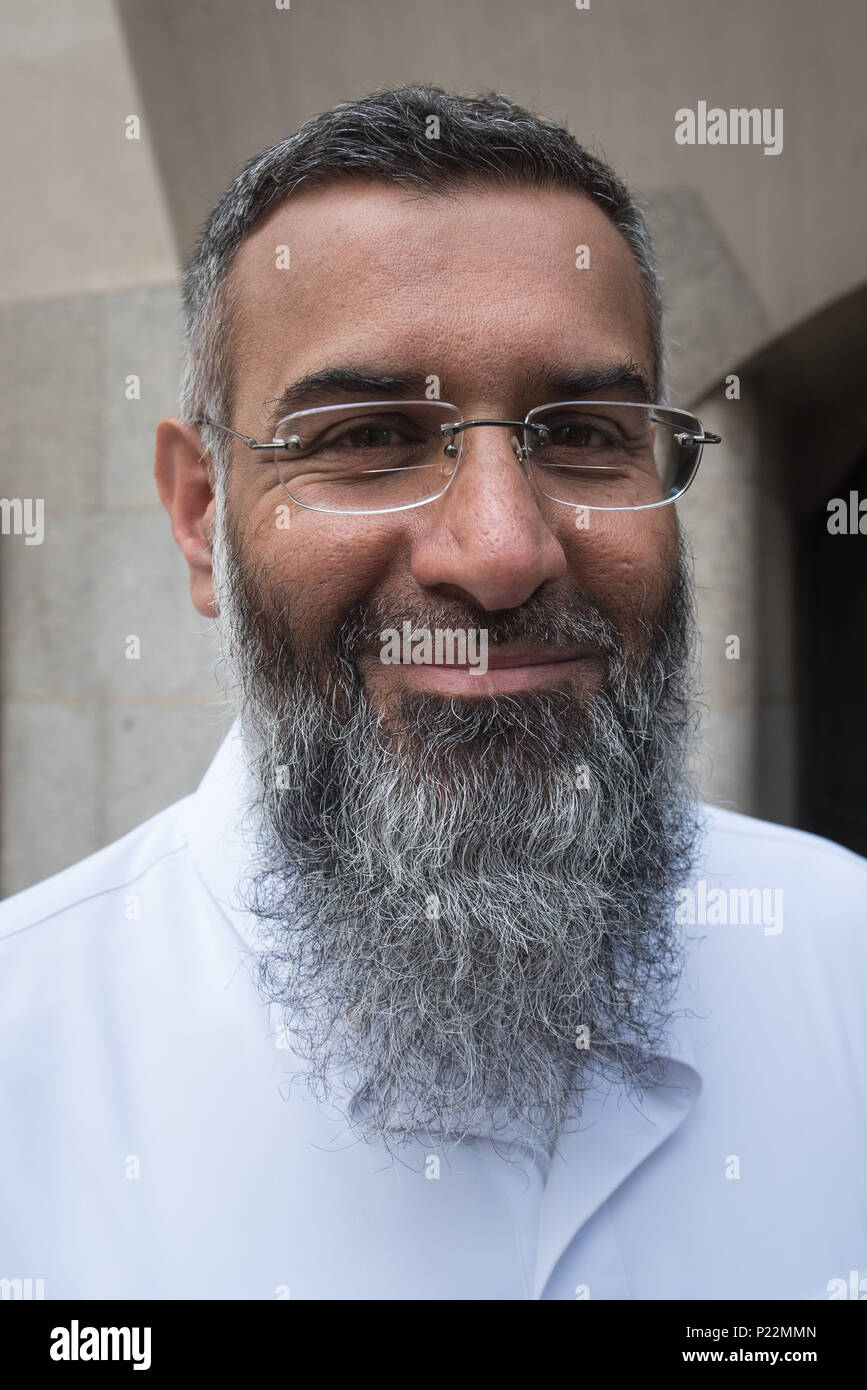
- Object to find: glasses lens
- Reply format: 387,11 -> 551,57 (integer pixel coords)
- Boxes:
525,402 -> 702,509
274,401 -> 462,513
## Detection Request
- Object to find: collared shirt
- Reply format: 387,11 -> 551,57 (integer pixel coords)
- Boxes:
0,720 -> 865,1300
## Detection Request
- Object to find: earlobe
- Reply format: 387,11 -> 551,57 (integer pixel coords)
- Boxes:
155,418 -> 218,617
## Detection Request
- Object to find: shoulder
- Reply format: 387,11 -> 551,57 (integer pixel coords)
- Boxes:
698,802 -> 866,897
686,804 -> 866,980
0,796 -> 193,949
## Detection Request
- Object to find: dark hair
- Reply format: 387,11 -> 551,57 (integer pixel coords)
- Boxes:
180,84 -> 664,469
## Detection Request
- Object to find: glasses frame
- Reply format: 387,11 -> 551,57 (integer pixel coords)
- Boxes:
196,400 -> 721,516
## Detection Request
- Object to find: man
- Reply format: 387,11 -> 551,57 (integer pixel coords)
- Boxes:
1,87 -> 864,1301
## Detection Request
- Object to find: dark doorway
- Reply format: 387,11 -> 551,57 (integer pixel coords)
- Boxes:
798,450 -> 867,855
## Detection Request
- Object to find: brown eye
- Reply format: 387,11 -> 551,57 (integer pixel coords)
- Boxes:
341,425 -> 397,449
549,422 -> 611,449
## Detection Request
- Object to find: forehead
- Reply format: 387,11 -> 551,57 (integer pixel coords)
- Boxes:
228,179 -> 655,419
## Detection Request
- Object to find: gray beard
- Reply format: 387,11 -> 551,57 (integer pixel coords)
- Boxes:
213,512 -> 701,1156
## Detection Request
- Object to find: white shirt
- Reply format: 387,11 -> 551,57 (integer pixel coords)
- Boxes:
1,720 -> 865,1300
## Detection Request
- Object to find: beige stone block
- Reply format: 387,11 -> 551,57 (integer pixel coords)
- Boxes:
2,513 -> 218,700
102,702 -> 230,845
101,286 -> 182,512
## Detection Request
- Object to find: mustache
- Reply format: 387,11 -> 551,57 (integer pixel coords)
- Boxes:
336,589 -> 626,665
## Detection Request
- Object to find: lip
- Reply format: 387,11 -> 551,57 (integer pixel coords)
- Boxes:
482,645 -> 592,670
378,644 -> 605,696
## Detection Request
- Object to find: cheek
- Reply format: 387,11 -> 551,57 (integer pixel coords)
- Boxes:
561,509 -> 679,635
239,479 -> 406,637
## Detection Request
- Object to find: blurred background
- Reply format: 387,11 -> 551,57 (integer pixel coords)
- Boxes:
1,0 -> 865,894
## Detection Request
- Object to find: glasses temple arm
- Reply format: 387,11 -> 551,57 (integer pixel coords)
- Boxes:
193,418 -> 279,451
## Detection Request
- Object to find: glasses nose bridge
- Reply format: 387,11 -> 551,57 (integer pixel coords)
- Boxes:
442,417 -> 532,475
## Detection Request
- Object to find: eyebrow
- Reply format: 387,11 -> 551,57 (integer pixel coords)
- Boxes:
265,368 -> 431,433
264,360 -> 652,433
523,361 -> 653,404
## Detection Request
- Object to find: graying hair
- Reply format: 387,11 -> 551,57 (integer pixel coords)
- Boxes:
211,507 -> 699,1152
179,84 -> 666,484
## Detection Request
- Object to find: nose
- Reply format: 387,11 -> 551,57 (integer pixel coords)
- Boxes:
410,421 -> 568,611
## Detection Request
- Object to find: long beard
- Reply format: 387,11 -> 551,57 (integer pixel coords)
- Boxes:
213,512 -> 701,1154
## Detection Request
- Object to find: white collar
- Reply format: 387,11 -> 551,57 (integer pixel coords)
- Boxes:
184,716 -> 266,954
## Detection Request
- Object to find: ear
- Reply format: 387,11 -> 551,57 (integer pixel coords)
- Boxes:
155,418 -> 218,618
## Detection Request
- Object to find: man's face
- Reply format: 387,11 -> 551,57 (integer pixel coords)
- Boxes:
221,179 -> 677,707
167,178 -> 698,1152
